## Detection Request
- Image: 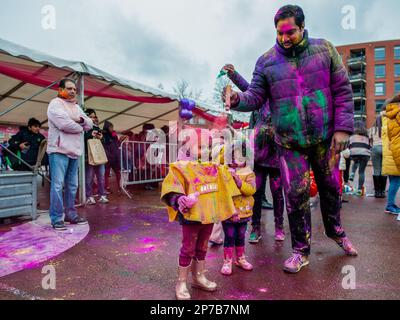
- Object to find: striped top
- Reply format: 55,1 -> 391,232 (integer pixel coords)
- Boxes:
349,134 -> 371,157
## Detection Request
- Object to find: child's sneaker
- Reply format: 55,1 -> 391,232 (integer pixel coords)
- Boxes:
274,228 -> 285,241
283,253 -> 309,273
354,187 -> 365,197
249,226 -> 261,244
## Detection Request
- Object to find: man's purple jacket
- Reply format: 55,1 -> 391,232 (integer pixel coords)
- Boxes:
232,30 -> 354,149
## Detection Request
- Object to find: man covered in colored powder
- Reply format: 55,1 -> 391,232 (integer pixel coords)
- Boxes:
224,5 -> 358,273
161,128 -> 241,299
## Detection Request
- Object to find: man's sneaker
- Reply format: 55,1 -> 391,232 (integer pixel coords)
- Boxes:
274,228 -> 285,241
98,196 -> 109,204
86,197 -> 96,205
249,226 -> 261,244
384,205 -> 400,215
262,199 -> 273,210
52,221 -> 67,231
64,216 -> 88,225
330,236 -> 358,256
283,253 -> 309,273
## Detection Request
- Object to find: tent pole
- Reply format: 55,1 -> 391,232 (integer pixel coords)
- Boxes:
78,74 -> 86,205
0,78 -> 61,118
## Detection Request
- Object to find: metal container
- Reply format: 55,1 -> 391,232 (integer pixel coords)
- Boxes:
0,172 -> 37,220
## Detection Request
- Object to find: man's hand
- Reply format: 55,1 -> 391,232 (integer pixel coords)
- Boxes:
19,142 -> 29,150
331,131 -> 350,154
223,64 -> 235,76
222,86 -> 239,106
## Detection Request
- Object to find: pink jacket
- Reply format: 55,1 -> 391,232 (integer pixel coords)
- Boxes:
47,97 -> 93,159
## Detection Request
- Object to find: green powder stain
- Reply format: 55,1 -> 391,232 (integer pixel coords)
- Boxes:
279,102 -> 306,146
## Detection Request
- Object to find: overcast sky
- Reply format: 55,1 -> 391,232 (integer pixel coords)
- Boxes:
1,0 -> 399,103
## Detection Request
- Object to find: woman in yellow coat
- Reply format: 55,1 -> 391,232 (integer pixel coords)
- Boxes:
381,95 -> 400,217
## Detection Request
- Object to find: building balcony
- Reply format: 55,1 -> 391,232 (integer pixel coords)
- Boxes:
353,91 -> 367,100
347,56 -> 366,70
349,73 -> 366,83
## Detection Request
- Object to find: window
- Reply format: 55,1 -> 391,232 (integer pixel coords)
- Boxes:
376,100 -> 385,112
374,47 -> 386,61
395,81 -> 400,94
395,46 -> 400,60
395,64 -> 400,77
375,82 -> 386,96
375,65 -> 386,78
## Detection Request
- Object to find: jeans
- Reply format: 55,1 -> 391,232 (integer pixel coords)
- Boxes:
85,163 -> 106,197
49,153 -> 79,225
222,221 -> 248,247
371,145 -> 383,176
387,176 -> 400,209
351,155 -> 370,190
105,163 -> 121,190
277,140 -> 346,256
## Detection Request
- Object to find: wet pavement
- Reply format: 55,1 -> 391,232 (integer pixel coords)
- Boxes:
0,168 -> 399,300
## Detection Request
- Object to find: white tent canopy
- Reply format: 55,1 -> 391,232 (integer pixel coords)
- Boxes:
0,37 -> 185,133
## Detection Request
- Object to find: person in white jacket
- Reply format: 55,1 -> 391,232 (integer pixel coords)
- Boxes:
47,78 -> 93,230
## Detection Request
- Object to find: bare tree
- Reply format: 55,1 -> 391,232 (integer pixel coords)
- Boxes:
173,79 -> 202,100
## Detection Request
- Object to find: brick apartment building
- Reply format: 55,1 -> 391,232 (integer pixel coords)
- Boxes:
336,39 -> 400,127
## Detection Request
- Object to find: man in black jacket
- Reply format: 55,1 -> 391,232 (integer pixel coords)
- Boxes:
8,118 -> 46,171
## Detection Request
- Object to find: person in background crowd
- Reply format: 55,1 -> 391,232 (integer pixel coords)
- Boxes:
84,109 -> 109,205
137,123 -> 157,190
382,95 -> 400,219
47,78 -> 93,230
371,111 -> 387,198
7,118 -> 46,171
103,120 -> 122,193
348,120 -> 372,196
223,63 -> 285,243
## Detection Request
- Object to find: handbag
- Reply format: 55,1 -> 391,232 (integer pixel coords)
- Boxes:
88,139 -> 108,166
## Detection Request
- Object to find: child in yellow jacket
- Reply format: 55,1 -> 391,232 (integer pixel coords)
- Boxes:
161,129 -> 241,300
213,145 -> 256,275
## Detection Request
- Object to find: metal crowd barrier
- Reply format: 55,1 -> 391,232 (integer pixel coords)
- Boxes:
120,140 -> 178,198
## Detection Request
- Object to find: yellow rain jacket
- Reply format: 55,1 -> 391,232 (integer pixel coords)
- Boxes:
161,161 -> 241,224
382,112 -> 400,176
230,166 -> 256,221
386,103 -> 400,172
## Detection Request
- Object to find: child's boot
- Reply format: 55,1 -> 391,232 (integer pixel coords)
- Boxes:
191,259 -> 217,291
176,264 -> 191,300
221,247 -> 234,275
235,246 -> 253,271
